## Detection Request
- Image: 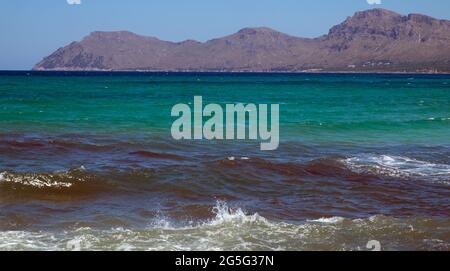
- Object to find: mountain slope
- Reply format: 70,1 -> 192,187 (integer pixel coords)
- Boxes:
33,9 -> 450,72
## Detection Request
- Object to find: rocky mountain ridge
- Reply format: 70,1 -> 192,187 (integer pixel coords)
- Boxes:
34,9 -> 450,72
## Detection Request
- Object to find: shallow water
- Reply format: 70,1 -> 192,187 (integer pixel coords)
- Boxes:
0,72 -> 449,250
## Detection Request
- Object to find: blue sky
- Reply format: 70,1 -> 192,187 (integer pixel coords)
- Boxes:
1,0 -> 449,70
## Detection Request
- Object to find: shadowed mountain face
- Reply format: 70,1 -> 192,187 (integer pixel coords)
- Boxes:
34,9 -> 450,72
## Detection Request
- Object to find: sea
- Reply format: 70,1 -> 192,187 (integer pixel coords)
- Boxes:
0,71 -> 449,251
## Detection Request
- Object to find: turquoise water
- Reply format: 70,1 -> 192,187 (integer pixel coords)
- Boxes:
1,72 -> 449,143
0,72 -> 449,251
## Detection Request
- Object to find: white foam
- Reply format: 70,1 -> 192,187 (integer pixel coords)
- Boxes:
0,172 -> 73,188
343,154 -> 450,183
227,157 -> 250,161
1,206 -> 449,251
208,201 -> 268,226
0,172 -> 6,182
147,201 -> 269,231
309,217 -> 345,224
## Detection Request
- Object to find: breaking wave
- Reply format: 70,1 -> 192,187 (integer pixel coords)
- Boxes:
0,167 -> 120,200
342,155 -> 450,184
214,154 -> 450,184
0,201 -> 448,251
0,169 -> 85,189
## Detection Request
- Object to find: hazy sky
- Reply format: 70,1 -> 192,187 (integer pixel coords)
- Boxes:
1,0 -> 450,70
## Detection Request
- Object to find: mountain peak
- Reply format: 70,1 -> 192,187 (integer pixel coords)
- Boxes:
342,8 -> 402,26
328,8 -> 405,38
353,8 -> 401,19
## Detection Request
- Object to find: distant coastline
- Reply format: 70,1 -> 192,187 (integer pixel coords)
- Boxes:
4,70 -> 450,75
33,9 -> 450,74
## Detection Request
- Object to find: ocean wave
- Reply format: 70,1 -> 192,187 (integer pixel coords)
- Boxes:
213,154 -> 450,185
1,152 -> 448,203
308,217 -> 345,224
0,136 -> 185,155
426,117 -> 450,122
342,155 -> 450,183
215,155 -> 378,181
0,167 -> 120,200
146,201 -> 270,231
0,138 -> 108,152
0,168 -> 86,189
0,201 -> 448,251
209,201 -> 266,225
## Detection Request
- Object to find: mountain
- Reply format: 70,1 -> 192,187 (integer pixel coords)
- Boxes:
33,9 -> 450,72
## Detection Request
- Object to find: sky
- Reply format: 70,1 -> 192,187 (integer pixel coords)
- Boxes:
1,0 -> 450,70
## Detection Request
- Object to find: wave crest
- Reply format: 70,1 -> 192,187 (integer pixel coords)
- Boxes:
0,167 -> 116,201
342,155 -> 450,183
0,168 -> 88,189
1,202 -> 448,251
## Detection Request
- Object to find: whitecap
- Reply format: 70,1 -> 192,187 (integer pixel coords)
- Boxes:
1,204 -> 449,251
208,200 -> 268,226
0,171 -> 80,188
342,154 -> 450,183
308,217 -> 345,224
0,172 -> 6,182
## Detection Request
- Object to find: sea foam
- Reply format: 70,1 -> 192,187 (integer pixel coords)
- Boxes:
342,154 -> 450,183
